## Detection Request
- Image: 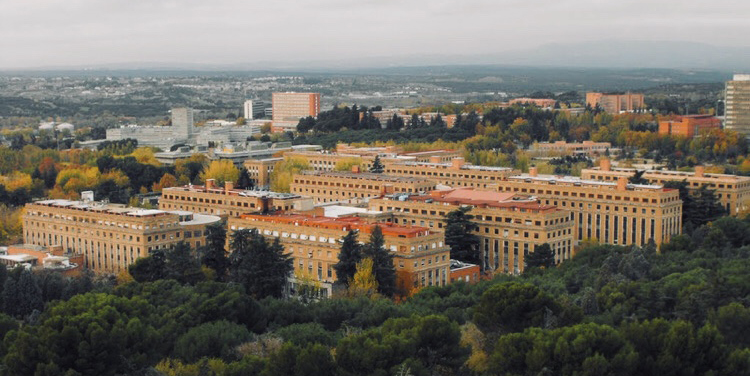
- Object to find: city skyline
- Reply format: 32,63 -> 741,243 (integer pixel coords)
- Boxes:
1,0 -> 749,69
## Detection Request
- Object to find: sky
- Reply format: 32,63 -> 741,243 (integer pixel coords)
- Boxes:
1,0 -> 749,69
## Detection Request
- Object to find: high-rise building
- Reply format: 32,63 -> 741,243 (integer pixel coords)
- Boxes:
243,99 -> 267,120
271,92 -> 321,132
171,107 -> 194,138
586,92 -> 645,113
725,74 -> 750,136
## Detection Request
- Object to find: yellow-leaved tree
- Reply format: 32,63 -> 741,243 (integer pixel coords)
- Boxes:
130,147 -> 161,166
348,257 -> 379,298
152,173 -> 178,192
270,157 -> 310,192
334,157 -> 362,172
199,160 -> 239,187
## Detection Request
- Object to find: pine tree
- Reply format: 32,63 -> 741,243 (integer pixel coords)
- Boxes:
524,243 -> 556,271
363,226 -> 396,297
628,170 -> 648,185
410,114 -> 421,129
165,241 -> 204,285
202,222 -> 230,281
334,230 -> 362,286
444,207 -> 481,267
236,168 -> 254,190
128,249 -> 167,282
229,229 -> 293,299
369,155 -> 385,174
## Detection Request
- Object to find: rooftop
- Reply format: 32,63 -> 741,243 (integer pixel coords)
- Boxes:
508,174 -> 664,190
237,213 -> 432,238
298,170 -> 434,183
379,188 -> 558,213
31,199 -> 173,218
164,185 -> 304,199
395,160 -> 515,172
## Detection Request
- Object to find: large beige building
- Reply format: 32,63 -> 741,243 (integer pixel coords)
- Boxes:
159,179 -> 313,217
228,213 -> 450,297
244,157 -> 283,188
271,92 -> 321,133
493,168 -> 682,248
581,159 -> 750,215
586,92 -> 645,113
22,198 -> 220,273
529,140 -> 612,156
725,74 -> 750,136
289,169 -> 437,204
382,158 -> 519,190
369,188 -> 575,275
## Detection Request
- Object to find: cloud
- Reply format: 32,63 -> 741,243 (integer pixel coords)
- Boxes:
0,0 -> 748,68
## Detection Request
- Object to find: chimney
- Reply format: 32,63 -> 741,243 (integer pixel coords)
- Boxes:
429,156 -> 441,163
617,176 -> 628,191
600,158 -> 611,171
529,166 -> 538,177
225,181 -> 234,192
206,179 -> 215,191
352,165 -> 361,173
451,157 -> 465,170
694,165 -> 705,178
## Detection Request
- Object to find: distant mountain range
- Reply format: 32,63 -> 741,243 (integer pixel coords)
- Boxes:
3,40 -> 749,73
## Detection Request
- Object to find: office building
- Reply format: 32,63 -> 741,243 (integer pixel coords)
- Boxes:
289,168 -> 437,204
244,99 -> 267,120
586,92 -> 645,113
159,179 -> 314,217
582,158 -> 750,215
22,195 -> 220,273
382,158 -> 519,190
369,188 -> 575,274
228,213 -> 451,297
725,74 -> 750,136
658,115 -> 721,138
272,92 -> 321,133
492,167 -> 682,248
529,140 -> 612,156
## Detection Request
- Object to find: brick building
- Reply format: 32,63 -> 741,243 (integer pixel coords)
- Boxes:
658,115 -> 721,138
159,179 -> 313,217
582,158 -> 750,215
22,198 -> 220,273
369,188 -> 575,274
586,92 -> 645,113
228,214 -> 450,297
289,169 -> 437,204
271,92 -> 321,133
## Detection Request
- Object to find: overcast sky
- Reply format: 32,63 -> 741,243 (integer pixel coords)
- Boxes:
1,0 -> 749,69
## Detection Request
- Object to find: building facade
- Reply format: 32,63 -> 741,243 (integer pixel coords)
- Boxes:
658,115 -> 722,138
272,92 -> 321,132
244,99 -> 267,120
530,140 -> 612,156
725,74 -> 750,136
582,159 -> 750,215
586,92 -> 645,113
244,158 -> 283,188
22,198 -> 220,273
289,169 -> 437,204
159,179 -> 313,217
228,214 -> 451,297
368,188 -> 575,274
492,168 -> 682,248
382,158 -> 519,190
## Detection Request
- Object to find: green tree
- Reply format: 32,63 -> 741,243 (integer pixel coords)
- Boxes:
473,282 -> 579,336
202,222 -> 230,281
174,320 -> 252,361
229,229 -> 293,299
333,230 -> 362,286
129,249 -> 167,282
628,170 -> 648,184
370,155 -> 385,173
363,226 -> 396,297
236,168 -> 254,190
524,243 -> 555,270
2,269 -> 43,319
165,241 -> 204,285
444,207 -> 481,267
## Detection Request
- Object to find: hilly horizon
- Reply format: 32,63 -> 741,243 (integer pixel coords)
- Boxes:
2,40 -> 748,73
